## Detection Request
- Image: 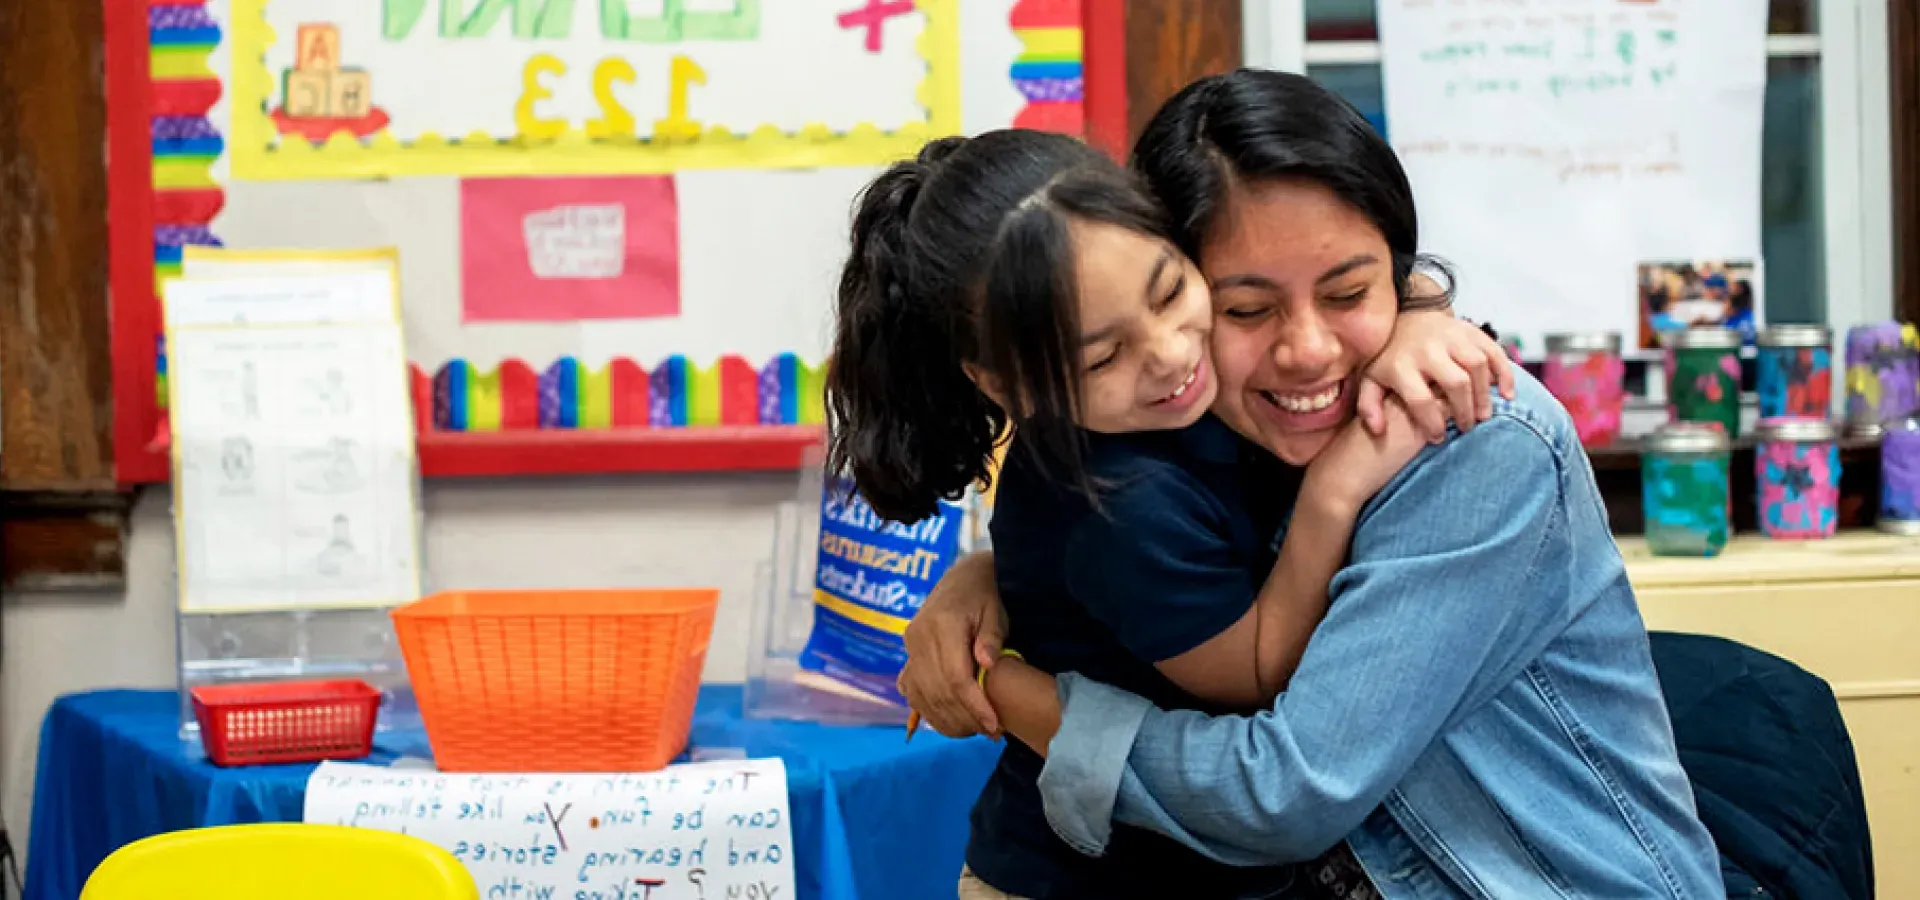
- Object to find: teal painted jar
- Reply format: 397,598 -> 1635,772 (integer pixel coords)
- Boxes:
1665,327 -> 1745,438
1643,422 -> 1732,557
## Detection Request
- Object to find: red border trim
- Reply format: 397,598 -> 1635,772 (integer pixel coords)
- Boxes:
107,0 -> 170,486
144,425 -> 825,477
103,0 -> 824,482
1081,0 -> 1128,161
418,426 -> 824,477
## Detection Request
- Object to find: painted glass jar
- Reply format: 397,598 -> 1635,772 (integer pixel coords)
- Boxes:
1665,327 -> 1743,438
1643,422 -> 1732,557
1843,322 -> 1920,436
1754,418 -> 1841,540
1881,416 -> 1920,536
1755,324 -> 1832,419
1542,332 -> 1625,448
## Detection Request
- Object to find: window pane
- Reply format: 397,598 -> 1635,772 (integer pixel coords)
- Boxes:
1761,55 -> 1823,324
1303,0 -> 1375,42
1305,58 -> 1826,322
1768,0 -> 1817,34
1305,63 -> 1386,137
1304,0 -> 1816,42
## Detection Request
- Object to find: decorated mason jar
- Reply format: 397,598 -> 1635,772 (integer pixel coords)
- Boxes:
1843,322 -> 1920,436
1754,418 -> 1841,540
1755,324 -> 1832,419
1881,416 -> 1920,535
1542,332 -> 1625,448
1643,422 -> 1732,557
1665,327 -> 1744,438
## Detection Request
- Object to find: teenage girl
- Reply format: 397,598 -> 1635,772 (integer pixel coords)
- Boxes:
825,130 -> 1506,899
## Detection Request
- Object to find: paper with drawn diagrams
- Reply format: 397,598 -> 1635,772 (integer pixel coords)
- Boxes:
166,272 -> 421,612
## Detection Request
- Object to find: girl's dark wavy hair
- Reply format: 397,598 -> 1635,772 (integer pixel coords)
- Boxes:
825,131 -> 1171,524
1132,68 -> 1453,310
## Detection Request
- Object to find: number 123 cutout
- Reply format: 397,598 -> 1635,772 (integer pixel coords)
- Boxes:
515,54 -> 708,142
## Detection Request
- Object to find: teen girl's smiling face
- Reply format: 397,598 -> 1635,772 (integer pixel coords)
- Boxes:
1203,177 -> 1398,465
1067,219 -> 1217,434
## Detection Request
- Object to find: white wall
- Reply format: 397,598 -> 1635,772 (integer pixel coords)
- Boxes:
2,475 -> 792,856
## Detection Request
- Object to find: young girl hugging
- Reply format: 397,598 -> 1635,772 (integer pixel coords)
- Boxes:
825,130 -> 1509,899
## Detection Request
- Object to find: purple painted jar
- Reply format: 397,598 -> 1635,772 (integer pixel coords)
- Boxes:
1754,418 -> 1841,540
1843,322 -> 1920,436
1881,416 -> 1920,535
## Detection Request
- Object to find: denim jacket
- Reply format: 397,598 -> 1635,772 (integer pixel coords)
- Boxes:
1035,372 -> 1725,899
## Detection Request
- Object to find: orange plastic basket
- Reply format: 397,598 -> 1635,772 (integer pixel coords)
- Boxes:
390,589 -> 718,772
191,679 -> 381,767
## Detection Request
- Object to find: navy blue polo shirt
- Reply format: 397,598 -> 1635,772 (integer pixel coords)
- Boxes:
964,414 -> 1301,899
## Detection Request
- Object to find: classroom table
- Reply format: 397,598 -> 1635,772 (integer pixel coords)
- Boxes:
24,686 -> 1001,900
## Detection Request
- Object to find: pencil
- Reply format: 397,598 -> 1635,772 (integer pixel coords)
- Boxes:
905,709 -> 922,742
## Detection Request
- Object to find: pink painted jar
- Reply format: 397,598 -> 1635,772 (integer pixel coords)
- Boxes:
1542,332 -> 1625,448
1754,417 -> 1842,540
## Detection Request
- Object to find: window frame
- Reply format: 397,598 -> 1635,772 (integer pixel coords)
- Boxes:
1240,0 -> 1898,336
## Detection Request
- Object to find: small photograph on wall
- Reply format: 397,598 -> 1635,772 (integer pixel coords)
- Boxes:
1637,259 -> 1761,350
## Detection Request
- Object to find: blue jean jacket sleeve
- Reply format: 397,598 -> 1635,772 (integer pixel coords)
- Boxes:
1038,414 -> 1581,865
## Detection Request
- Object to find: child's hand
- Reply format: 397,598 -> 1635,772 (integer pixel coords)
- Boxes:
899,552 -> 1007,738
1304,398 -> 1428,514
1357,310 -> 1515,441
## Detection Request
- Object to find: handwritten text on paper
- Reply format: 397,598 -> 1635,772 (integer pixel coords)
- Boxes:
1391,0 -> 1686,183
1378,0 -> 1766,353
304,759 -> 795,900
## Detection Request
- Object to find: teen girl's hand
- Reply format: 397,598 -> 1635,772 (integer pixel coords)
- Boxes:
899,552 -> 1009,738
1357,310 -> 1515,442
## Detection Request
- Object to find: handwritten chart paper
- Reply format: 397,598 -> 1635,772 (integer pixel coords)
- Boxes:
165,272 -> 422,612
1379,0 -> 1766,354
462,176 -> 681,323
305,760 -> 795,900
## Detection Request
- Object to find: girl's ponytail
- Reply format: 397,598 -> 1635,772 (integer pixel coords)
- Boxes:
825,138 -> 1007,524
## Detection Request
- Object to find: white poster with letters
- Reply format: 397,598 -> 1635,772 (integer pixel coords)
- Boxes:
1379,0 -> 1767,354
304,760 -> 795,900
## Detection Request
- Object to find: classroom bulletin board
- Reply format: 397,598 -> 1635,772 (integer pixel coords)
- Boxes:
109,0 -> 1117,482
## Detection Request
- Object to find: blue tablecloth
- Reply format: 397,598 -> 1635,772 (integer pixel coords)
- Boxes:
25,688 -> 1000,900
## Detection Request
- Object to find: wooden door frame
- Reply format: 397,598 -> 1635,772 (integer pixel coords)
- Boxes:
1081,0 -> 1244,158
0,0 -> 130,590
1893,0 -> 1920,324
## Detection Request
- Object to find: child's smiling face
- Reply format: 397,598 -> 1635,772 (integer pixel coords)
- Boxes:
1063,219 -> 1217,434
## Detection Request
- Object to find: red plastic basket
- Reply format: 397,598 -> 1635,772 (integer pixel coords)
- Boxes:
391,589 -> 718,772
190,679 -> 381,767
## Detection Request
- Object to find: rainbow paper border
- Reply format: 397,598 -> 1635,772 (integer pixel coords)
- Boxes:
420,355 -> 826,432
1009,0 -> 1084,134
150,0 -> 226,408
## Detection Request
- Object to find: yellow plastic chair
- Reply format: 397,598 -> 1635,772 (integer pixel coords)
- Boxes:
80,823 -> 479,900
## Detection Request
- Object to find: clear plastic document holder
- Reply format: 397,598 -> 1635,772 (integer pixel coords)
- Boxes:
743,445 -> 989,727
172,496 -> 428,742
